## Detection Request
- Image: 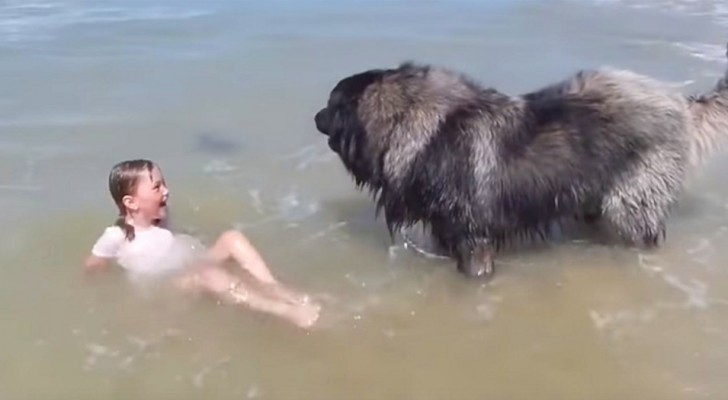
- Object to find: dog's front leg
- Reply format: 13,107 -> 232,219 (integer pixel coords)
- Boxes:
455,240 -> 495,279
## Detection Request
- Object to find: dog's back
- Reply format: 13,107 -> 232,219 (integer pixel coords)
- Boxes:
477,67 -> 694,248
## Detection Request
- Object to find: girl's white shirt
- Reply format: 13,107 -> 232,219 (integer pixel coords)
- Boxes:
91,224 -> 202,282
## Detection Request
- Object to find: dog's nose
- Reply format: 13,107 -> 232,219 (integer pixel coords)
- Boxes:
314,109 -> 329,135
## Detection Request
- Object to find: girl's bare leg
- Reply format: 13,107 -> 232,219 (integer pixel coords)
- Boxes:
176,265 -> 320,329
205,230 -> 311,305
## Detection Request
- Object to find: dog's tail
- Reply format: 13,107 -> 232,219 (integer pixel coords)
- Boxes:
687,42 -> 728,166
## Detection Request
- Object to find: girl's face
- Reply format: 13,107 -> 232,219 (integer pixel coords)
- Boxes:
123,165 -> 169,224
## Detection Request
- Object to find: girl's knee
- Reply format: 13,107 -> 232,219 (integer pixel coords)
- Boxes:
219,229 -> 249,247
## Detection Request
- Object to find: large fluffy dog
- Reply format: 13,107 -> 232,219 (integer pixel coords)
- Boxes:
314,45 -> 728,279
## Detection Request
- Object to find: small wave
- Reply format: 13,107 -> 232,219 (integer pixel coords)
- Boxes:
638,252 -> 713,309
0,184 -> 44,192
662,274 -> 709,309
598,5 -> 727,64
588,0 -> 728,27
0,113 -> 123,127
671,42 -> 726,63
0,1 -> 214,43
0,140 -> 82,157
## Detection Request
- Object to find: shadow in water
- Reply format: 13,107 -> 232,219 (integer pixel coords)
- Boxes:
193,131 -> 245,155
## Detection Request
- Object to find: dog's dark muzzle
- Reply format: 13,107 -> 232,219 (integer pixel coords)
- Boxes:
314,108 -> 330,136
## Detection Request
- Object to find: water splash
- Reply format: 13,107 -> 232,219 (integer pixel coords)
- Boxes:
191,356 -> 232,389
278,145 -> 336,170
82,328 -> 184,372
300,221 -> 348,243
202,159 -> 238,174
237,187 -> 320,229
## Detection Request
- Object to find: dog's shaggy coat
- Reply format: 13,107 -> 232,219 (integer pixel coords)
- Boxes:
314,44 -> 728,279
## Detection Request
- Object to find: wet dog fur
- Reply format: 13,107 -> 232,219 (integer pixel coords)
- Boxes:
314,44 -> 728,279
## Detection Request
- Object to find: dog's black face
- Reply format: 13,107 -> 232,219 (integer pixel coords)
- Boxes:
314,69 -> 386,185
315,69 -> 384,147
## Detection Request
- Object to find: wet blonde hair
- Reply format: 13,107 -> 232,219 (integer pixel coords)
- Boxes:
108,159 -> 155,241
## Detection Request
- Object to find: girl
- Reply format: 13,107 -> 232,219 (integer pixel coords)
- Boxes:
85,159 -> 321,329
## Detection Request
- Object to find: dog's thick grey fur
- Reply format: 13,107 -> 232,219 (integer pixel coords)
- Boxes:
314,44 -> 728,279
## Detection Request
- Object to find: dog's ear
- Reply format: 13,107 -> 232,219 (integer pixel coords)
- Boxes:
397,60 -> 416,70
331,104 -> 363,167
395,61 -> 430,76
332,70 -> 385,104
329,103 -> 382,190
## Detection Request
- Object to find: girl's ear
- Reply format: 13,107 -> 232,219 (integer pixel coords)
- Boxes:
122,194 -> 137,211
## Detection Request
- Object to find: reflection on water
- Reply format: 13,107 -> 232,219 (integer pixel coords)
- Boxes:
2,0 -> 728,399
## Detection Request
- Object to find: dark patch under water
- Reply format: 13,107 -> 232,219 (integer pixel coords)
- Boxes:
194,132 -> 244,155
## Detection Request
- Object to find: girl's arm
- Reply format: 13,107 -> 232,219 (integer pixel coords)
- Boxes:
85,227 -> 123,274
84,254 -> 112,274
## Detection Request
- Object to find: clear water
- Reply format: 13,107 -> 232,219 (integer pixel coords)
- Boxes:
2,0 -> 728,398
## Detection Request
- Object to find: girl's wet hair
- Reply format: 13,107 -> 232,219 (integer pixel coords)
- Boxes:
108,159 -> 155,241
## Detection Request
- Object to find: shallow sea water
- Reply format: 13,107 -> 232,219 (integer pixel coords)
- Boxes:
2,0 -> 728,399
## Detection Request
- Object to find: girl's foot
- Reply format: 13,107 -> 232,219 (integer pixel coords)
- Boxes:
264,283 -> 311,305
287,302 -> 321,329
